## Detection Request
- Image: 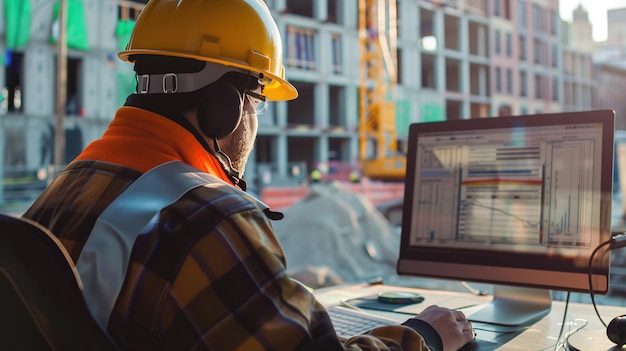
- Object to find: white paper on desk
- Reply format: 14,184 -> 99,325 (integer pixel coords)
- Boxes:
315,290 -> 365,307
395,294 -> 488,314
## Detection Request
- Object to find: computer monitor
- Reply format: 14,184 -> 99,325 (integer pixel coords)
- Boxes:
398,110 -> 615,326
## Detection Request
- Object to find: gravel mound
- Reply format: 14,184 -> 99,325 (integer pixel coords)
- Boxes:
272,182 -> 400,288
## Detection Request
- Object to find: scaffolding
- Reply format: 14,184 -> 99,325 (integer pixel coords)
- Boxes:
358,0 -> 405,181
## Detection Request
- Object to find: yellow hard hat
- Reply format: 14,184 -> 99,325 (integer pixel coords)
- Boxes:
118,0 -> 298,101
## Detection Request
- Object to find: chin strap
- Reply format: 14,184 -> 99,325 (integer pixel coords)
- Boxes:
212,138 -> 246,191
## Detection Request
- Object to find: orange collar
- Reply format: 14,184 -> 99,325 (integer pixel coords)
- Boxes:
76,106 -> 234,185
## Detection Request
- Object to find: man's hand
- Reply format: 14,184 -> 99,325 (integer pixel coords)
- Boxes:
416,305 -> 474,351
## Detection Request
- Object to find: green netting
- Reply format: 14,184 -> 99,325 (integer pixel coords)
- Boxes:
395,99 -> 410,135
50,0 -> 89,51
422,103 -> 445,122
4,0 -> 31,49
116,20 -> 135,52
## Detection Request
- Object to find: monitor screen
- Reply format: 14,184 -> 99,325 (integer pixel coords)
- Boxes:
398,110 -> 615,326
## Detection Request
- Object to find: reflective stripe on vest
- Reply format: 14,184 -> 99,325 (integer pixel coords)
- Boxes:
76,161 -> 224,328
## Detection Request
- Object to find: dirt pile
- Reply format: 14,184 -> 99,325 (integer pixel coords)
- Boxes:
272,182 -> 400,288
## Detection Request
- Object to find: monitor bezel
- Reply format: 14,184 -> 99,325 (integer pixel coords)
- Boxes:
398,110 -> 615,294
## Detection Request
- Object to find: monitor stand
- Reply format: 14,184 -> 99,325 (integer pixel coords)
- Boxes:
468,285 -> 552,327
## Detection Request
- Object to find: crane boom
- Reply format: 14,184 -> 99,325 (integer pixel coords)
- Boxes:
358,0 -> 405,181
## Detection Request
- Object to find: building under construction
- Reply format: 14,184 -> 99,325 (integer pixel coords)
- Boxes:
0,0 -> 602,204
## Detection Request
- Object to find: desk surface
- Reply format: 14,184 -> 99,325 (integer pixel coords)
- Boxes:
314,283 -> 626,351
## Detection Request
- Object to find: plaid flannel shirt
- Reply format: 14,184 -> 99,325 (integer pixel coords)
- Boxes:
23,107 -> 435,350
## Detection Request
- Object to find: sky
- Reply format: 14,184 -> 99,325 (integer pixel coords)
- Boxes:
559,0 -> 626,41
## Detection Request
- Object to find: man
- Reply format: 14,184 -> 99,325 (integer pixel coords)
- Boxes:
23,0 -> 473,350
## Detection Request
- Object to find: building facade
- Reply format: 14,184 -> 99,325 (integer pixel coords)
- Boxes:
0,0 -> 602,199
569,4 -> 626,130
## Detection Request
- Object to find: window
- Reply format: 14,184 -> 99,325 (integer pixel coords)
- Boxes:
118,0 -> 145,20
551,44 -> 558,68
421,53 -> 436,89
532,4 -> 541,32
495,30 -> 501,55
495,67 -> 502,93
469,21 -> 488,57
520,70 -> 527,97
505,32 -> 512,57
550,9 -> 558,35
285,0 -> 313,18
494,0 -> 510,19
469,63 -> 487,96
506,68 -> 513,94
65,58 -> 82,116
53,56 -> 83,116
327,0 -> 342,24
3,51 -> 24,113
552,76 -> 559,101
534,74 -> 542,99
420,9 -> 435,38
445,15 -> 460,51
520,106 -> 528,115
286,26 -> 317,71
534,38 -> 542,64
445,58 -> 461,92
287,81 -> 315,126
518,1 -> 527,28
494,0 -> 502,17
329,85 -> 347,128
497,104 -> 512,116
519,35 -> 526,60
331,33 -> 343,74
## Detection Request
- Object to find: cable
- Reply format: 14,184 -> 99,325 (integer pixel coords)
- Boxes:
548,236 -> 619,351
587,239 -> 612,328
550,317 -> 589,351
460,281 -> 489,296
212,138 -> 242,186
561,319 -> 589,351
553,291 -> 570,351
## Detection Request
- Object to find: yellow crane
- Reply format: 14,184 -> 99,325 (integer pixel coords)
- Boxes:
358,0 -> 405,181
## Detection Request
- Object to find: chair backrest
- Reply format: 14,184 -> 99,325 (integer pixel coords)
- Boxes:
0,213 -> 119,350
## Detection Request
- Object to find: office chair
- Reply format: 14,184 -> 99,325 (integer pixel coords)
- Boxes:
0,213 -> 119,350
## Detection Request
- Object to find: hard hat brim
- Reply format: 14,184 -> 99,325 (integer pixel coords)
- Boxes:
118,49 -> 298,101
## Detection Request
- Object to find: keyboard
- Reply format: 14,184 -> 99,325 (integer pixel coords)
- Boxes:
328,305 -> 502,350
327,305 -> 398,341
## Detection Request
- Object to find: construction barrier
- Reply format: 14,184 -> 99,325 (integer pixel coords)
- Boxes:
260,179 -> 404,210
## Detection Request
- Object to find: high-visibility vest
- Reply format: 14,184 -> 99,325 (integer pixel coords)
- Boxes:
76,161 -> 271,327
